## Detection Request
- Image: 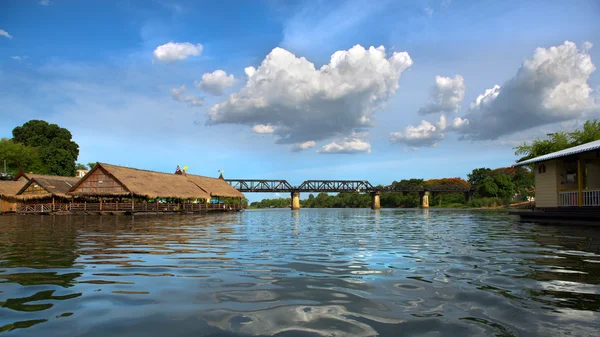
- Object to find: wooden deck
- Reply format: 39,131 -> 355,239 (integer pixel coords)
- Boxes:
15,202 -> 243,214
509,207 -> 600,225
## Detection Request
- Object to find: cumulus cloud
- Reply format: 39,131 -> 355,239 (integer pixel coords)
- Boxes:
292,141 -> 316,152
0,29 -> 12,39
390,114 -> 466,149
318,138 -> 371,154
10,56 -> 28,61
195,70 -> 235,96
39,0 -> 51,5
458,41 -> 599,140
251,124 -> 275,134
207,44 -> 413,147
153,42 -> 203,63
170,85 -> 203,107
419,74 -> 465,115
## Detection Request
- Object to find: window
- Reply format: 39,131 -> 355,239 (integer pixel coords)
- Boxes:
538,164 -> 546,174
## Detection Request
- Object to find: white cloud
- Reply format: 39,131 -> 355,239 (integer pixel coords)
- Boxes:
318,138 -> 371,154
251,124 -> 275,134
424,7 -> 434,18
441,0 -> 452,9
390,118 -> 444,148
207,45 -> 413,147
0,29 -> 13,39
195,70 -> 235,96
458,41 -> 599,140
390,114 -> 466,149
39,0 -> 51,5
419,74 -> 465,115
292,141 -> 316,152
153,42 -> 203,63
170,85 -> 203,107
10,56 -> 28,61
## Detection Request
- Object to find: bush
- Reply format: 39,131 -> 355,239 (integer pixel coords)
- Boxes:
468,197 -> 506,208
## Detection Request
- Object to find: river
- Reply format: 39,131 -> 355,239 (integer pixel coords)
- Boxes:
0,209 -> 599,336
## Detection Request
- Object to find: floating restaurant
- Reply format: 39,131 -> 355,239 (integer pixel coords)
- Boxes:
0,163 -> 245,215
510,139 -> 600,224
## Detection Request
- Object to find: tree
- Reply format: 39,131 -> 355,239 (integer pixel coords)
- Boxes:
87,162 -> 96,170
11,120 -> 80,176
75,163 -> 87,171
514,119 -> 600,162
468,168 -> 492,187
0,138 -> 47,175
569,120 -> 600,146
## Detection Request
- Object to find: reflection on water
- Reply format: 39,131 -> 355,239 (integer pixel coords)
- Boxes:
0,209 -> 599,336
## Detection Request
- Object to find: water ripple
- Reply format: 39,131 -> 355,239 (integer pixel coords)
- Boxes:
0,209 -> 599,336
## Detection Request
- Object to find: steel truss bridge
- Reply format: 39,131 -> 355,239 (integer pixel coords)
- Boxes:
225,179 -> 474,193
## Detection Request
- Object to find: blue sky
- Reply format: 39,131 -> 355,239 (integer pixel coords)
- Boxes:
1,0 -> 599,201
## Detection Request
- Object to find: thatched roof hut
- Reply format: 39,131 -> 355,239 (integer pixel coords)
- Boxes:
0,181 -> 26,212
68,163 -> 211,200
16,176 -> 81,200
186,175 -> 244,198
12,169 -> 60,182
0,181 -> 26,198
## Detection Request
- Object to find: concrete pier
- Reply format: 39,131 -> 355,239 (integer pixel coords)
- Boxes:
291,191 -> 300,210
419,191 -> 430,208
464,191 -> 474,204
371,191 -> 381,210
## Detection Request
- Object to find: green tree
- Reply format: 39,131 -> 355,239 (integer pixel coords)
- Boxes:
0,138 -> 47,175
478,177 -> 499,198
75,163 -> 87,171
514,131 -> 570,163
569,120 -> 600,146
12,120 -> 80,176
468,168 -> 491,187
514,119 -> 600,163
87,162 -> 96,170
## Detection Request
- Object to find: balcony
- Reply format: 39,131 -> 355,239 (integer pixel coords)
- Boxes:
559,190 -> 600,207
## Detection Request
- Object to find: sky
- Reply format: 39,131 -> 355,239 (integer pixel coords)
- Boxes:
1,0 -> 599,202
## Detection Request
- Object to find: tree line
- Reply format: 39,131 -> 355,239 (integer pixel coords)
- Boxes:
250,171 -> 533,209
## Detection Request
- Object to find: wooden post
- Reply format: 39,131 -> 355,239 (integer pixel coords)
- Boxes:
52,197 -> 55,211
131,194 -> 134,212
100,198 -> 103,211
578,159 -> 583,207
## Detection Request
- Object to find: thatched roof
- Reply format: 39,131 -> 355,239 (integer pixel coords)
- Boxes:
186,175 -> 244,198
13,170 -> 65,182
68,163 -> 211,200
0,181 -> 26,197
16,176 -> 81,200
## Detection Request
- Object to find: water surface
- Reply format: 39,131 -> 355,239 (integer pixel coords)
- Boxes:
0,209 -> 599,336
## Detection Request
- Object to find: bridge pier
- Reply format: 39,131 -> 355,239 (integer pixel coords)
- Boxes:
371,191 -> 381,210
419,191 -> 430,208
291,191 -> 300,210
464,191 -> 474,204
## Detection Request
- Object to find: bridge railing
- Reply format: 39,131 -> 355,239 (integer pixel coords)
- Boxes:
226,179 -> 473,193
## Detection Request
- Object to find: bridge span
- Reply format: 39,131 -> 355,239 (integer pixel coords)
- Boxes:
225,179 -> 474,210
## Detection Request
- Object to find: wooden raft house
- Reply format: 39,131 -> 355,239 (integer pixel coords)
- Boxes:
8,163 -> 245,215
0,181 -> 26,213
510,139 -> 600,225
15,176 -> 81,213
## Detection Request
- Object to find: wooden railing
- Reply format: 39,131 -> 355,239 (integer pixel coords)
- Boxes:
582,190 -> 600,207
559,190 -> 600,207
558,191 -> 578,207
17,202 -> 243,214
